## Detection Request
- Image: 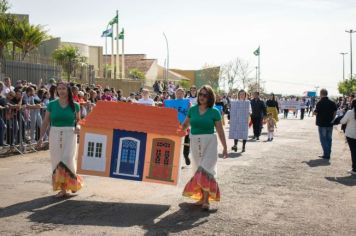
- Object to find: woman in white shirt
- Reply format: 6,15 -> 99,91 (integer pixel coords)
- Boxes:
340,99 -> 356,175
138,89 -> 155,106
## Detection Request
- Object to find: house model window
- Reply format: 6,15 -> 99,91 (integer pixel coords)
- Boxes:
87,142 -> 95,157
95,143 -> 103,158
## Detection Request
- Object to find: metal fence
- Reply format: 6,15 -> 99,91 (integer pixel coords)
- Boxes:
0,106 -> 49,156
1,59 -> 62,85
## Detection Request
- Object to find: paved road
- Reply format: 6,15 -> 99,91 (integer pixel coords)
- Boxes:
0,116 -> 355,236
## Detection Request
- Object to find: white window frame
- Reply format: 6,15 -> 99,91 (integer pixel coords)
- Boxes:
82,133 -> 107,172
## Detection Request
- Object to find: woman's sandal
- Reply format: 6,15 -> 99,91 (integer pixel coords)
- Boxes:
202,203 -> 210,211
55,191 -> 71,198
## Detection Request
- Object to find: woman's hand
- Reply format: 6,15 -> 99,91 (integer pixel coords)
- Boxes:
222,147 -> 228,159
74,125 -> 80,134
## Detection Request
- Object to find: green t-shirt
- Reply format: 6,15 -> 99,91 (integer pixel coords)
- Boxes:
188,105 -> 221,135
47,99 -> 80,127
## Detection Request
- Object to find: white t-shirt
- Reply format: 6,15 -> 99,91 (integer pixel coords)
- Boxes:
138,98 -> 155,106
188,96 -> 197,105
340,109 -> 356,139
1,85 -> 14,96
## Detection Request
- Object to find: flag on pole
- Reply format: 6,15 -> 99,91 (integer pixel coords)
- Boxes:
101,28 -> 113,37
253,46 -> 260,56
109,14 -> 118,26
115,28 -> 125,40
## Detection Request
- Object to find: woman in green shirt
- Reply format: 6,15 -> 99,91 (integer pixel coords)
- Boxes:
37,82 -> 83,198
181,85 -> 228,210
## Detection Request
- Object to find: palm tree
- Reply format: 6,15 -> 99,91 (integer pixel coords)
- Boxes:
52,45 -> 81,82
12,20 -> 48,60
0,18 -> 11,59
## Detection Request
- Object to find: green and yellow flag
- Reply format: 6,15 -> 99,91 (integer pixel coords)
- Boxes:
254,46 -> 260,56
109,14 -> 118,26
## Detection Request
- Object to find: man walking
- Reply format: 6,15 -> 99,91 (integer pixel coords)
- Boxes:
250,92 -> 267,140
314,89 -> 337,160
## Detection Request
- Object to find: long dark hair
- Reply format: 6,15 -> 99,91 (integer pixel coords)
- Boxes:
57,82 -> 75,112
49,85 -> 57,100
351,99 -> 356,120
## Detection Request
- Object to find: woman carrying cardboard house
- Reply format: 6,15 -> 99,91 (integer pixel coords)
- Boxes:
181,85 -> 228,210
37,82 -> 83,198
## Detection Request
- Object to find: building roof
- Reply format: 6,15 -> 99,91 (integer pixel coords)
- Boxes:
103,54 -> 156,75
157,65 -> 190,82
79,101 -> 185,136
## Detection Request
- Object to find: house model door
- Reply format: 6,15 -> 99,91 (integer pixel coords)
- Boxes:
147,138 -> 175,182
110,130 -> 147,181
118,138 -> 139,176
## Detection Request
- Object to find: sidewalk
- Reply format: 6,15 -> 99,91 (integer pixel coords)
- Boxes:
0,116 -> 355,235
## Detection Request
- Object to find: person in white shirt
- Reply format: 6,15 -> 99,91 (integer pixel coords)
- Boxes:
1,77 -> 14,96
340,99 -> 356,175
138,89 -> 155,106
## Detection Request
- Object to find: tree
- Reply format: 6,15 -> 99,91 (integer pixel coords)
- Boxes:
0,0 -> 10,13
52,45 -> 81,82
199,63 -> 220,90
247,81 -> 265,94
129,68 -> 145,80
0,18 -> 11,58
338,78 -> 356,95
179,80 -> 190,89
12,20 -> 48,60
220,57 -> 253,92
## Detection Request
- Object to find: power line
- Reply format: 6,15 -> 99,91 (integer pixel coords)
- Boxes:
262,79 -> 336,89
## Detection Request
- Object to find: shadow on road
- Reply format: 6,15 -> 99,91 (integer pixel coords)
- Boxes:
325,176 -> 356,186
0,196 -> 68,218
1,196 -> 171,229
219,152 -> 242,158
26,199 -> 170,228
302,159 -> 331,167
143,202 -> 217,236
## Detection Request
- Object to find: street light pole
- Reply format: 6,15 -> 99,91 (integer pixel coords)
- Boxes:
340,52 -> 348,81
163,32 -> 169,87
345,29 -> 356,79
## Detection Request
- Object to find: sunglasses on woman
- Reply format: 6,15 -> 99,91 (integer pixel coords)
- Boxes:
199,92 -> 208,98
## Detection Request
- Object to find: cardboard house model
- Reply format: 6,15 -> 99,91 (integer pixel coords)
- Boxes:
77,101 -> 185,185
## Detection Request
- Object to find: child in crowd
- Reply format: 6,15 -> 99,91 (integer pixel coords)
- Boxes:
267,112 -> 277,141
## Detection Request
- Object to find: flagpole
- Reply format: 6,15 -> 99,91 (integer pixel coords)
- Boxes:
105,36 -> 108,79
111,24 -> 114,79
122,34 -> 125,79
258,46 -> 261,93
116,10 -> 120,79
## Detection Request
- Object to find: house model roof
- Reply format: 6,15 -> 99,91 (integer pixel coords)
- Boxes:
79,101 -> 186,136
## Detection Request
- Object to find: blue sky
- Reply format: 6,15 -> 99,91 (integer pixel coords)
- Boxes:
9,0 -> 356,95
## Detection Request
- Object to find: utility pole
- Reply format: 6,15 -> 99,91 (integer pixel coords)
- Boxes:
340,52 -> 348,81
163,32 -> 169,87
345,29 -> 355,79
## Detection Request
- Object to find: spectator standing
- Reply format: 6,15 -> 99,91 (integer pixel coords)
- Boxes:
250,92 -> 267,140
314,89 -> 337,160
138,89 -> 155,106
340,99 -> 356,175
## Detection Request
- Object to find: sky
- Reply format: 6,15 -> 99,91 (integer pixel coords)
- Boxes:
9,0 -> 356,95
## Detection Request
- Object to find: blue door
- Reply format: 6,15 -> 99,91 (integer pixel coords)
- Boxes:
110,130 -> 147,181
119,139 -> 138,175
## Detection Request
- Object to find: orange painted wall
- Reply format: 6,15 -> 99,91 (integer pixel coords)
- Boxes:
77,127 -> 113,177
143,133 -> 182,185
